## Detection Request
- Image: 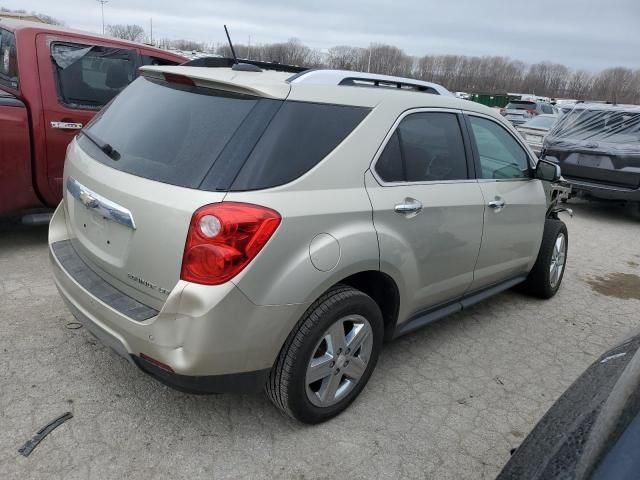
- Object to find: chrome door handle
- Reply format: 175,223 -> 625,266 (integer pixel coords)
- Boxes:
394,198 -> 423,217
488,198 -> 506,210
51,121 -> 83,130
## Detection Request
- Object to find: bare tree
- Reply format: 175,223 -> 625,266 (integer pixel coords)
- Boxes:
107,24 -> 145,42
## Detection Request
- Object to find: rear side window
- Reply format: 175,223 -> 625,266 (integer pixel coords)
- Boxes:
0,29 -> 18,89
51,43 -> 136,109
229,102 -> 369,190
375,112 -> 468,183
81,76 -> 369,190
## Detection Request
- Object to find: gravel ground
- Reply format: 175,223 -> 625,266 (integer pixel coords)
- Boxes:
1,200 -> 639,480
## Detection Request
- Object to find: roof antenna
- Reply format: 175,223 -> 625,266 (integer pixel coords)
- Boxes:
224,25 -> 262,72
224,25 -> 238,64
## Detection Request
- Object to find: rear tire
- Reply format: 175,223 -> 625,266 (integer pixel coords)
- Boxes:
265,285 -> 383,424
519,218 -> 568,299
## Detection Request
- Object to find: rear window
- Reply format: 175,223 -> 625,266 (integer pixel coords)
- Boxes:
522,115 -> 557,129
82,76 -> 369,190
0,29 -> 18,89
51,43 -> 137,109
506,101 -> 536,110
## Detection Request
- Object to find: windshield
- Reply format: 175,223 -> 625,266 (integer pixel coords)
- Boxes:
522,116 -> 557,129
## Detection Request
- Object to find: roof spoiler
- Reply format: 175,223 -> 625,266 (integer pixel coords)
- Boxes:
181,56 -> 308,74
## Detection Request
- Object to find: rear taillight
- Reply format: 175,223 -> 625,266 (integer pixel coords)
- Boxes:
180,203 -> 281,285
499,108 -> 506,114
527,109 -> 539,116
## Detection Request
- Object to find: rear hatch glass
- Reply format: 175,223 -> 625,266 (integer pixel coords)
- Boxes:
82,76 -> 369,191
506,101 -> 536,111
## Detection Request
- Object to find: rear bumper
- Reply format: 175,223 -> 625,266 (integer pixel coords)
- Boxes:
564,176 -> 640,202
49,203 -> 306,392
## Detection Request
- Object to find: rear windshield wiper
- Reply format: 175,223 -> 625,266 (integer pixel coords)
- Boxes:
81,129 -> 121,161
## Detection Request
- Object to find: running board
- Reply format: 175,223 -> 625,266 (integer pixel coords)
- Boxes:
393,275 -> 527,338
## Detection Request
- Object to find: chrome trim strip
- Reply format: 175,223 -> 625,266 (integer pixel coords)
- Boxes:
66,177 -> 136,230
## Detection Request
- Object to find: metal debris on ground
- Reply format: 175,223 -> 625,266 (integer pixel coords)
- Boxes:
18,412 -> 73,457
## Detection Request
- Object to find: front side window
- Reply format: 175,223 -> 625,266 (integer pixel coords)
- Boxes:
375,112 -> 468,183
0,29 -> 18,89
468,116 -> 531,180
51,43 -> 136,109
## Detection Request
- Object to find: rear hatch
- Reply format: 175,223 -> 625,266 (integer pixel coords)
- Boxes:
62,71 -> 289,309
544,107 -> 640,189
61,68 -> 371,310
503,101 -> 537,124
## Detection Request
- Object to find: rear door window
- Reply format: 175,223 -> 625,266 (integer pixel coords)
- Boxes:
51,42 -> 137,109
374,112 -> 469,183
0,29 -> 18,89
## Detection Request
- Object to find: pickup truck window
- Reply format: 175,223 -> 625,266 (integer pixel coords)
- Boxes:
0,29 -> 18,89
51,43 -> 136,109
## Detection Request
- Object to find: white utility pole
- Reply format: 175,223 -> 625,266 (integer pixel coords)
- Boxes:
96,0 -> 108,35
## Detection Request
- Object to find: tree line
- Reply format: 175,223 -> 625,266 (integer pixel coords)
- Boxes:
215,40 -> 640,104
6,5 -> 637,105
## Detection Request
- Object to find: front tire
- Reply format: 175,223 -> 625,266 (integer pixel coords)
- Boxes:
519,218 -> 568,299
266,285 -> 383,424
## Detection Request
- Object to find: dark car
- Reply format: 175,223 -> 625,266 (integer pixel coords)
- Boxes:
542,104 -> 640,217
501,100 -> 557,126
498,330 -> 640,480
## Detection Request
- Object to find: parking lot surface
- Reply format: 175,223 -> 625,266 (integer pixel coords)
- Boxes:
1,200 -> 639,480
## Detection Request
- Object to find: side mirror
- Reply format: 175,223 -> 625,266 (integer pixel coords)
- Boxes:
536,158 -> 561,182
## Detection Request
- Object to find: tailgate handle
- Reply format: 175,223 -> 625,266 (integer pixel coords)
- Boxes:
51,121 -> 83,130
66,177 -> 136,230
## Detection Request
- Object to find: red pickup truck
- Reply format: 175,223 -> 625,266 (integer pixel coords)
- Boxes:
0,19 -> 186,220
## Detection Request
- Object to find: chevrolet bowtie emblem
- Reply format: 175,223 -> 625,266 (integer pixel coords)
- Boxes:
79,190 -> 98,208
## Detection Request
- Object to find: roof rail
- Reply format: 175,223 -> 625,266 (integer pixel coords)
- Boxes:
181,56 -> 308,74
288,70 -> 452,96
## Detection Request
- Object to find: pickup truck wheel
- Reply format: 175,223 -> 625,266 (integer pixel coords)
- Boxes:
265,285 -> 383,424
519,219 -> 568,299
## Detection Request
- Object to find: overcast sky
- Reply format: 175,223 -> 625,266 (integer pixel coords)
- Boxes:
4,0 -> 639,71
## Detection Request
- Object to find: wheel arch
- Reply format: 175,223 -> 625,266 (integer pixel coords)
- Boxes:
335,270 -> 400,341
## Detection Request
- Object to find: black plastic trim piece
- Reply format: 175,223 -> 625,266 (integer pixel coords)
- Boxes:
394,275 -> 526,338
51,240 -> 158,321
181,56 -> 307,74
133,355 -> 270,394
0,90 -> 24,107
